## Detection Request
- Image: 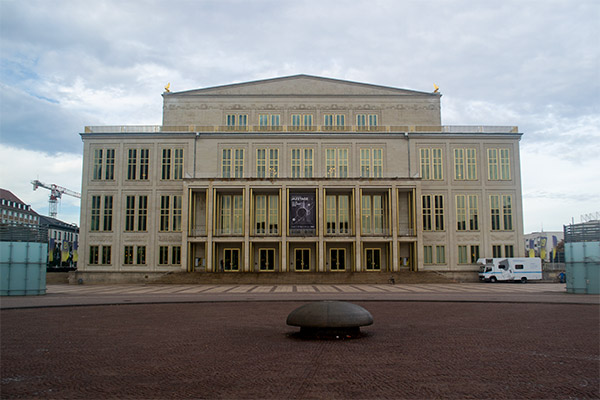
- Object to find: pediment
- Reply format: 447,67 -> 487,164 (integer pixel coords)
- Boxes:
169,75 -> 433,97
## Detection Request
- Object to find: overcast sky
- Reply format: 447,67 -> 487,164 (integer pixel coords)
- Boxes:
1,0 -> 598,233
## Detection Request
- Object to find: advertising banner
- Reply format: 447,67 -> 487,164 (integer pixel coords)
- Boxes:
289,193 -> 316,230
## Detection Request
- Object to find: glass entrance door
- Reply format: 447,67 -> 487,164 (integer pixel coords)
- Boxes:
223,248 -> 239,271
259,248 -> 275,271
330,248 -> 346,271
295,248 -> 310,271
365,248 -> 381,271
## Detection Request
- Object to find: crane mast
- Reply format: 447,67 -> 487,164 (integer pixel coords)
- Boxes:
31,180 -> 81,218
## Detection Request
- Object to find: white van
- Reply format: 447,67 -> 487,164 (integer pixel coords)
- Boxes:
478,258 -> 542,283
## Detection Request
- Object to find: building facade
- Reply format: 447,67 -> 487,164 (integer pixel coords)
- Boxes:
78,75 -> 524,277
38,215 -> 79,269
0,189 -> 40,227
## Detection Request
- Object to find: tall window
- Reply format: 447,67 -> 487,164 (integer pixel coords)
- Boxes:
490,194 -> 513,231
458,245 -> 468,264
436,245 -> 446,264
488,148 -> 511,180
290,114 -> 313,130
158,246 -> 180,265
492,245 -> 502,258
324,114 -> 346,130
423,245 -> 433,264
360,148 -> 383,178
222,148 -> 244,178
103,195 -> 113,231
326,194 -> 350,235
92,148 -> 115,180
326,148 -> 348,178
420,148 -> 443,180
89,245 -> 99,265
226,114 -> 248,128
454,148 -> 477,180
101,246 -> 111,265
330,249 -> 346,271
218,194 -> 244,235
356,114 -> 378,128
256,148 -> 278,178
259,248 -> 276,271
505,245 -> 514,258
254,194 -> 279,235
422,195 -> 444,231
258,114 -> 281,129
291,148 -> 313,178
223,249 -> 240,271
456,194 -> 479,231
127,148 -> 150,180
90,196 -> 101,231
159,246 -> 169,265
124,195 -> 148,232
361,193 -> 386,235
124,245 -> 134,265
159,195 -> 182,232
161,148 -> 184,180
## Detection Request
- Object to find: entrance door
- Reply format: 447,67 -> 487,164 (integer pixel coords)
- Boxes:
223,248 -> 239,271
330,248 -> 346,271
295,248 -> 310,271
259,248 -> 275,271
365,248 -> 381,271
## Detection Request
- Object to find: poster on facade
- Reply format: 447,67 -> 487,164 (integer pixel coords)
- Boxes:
289,193 -> 316,230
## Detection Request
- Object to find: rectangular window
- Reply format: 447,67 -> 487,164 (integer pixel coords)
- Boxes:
259,114 -> 281,128
290,148 -> 313,178
138,196 -> 148,231
470,245 -> 480,263
505,245 -> 514,258
454,148 -> 477,180
159,195 -> 182,232
326,148 -> 348,178
423,195 -> 444,231
172,196 -> 182,232
360,148 -> 383,178
222,149 -> 231,178
139,149 -> 149,180
89,245 -> 99,265
160,196 -> 170,232
221,148 -> 243,178
420,148 -> 443,180
361,193 -> 386,235
436,245 -> 446,264
456,195 -> 478,231
101,246 -> 111,265
326,194 -> 351,235
162,148 -> 184,180
124,245 -> 134,265
490,195 -> 513,231
324,114 -> 346,129
172,246 -> 181,265
159,246 -> 169,265
294,248 -> 310,271
492,245 -> 502,258
125,196 -> 135,231
488,148 -> 511,180
137,246 -> 146,265
458,245 -> 468,264
356,114 -> 378,128
127,149 -> 137,180
90,196 -> 101,231
256,148 -> 278,178
365,248 -> 381,270
105,149 -> 115,180
103,195 -> 113,231
226,114 -> 248,128
234,149 -> 244,178
218,194 -> 244,235
423,245 -> 433,264
92,149 -> 115,180
290,114 -> 313,129
126,148 -> 149,180
254,194 -> 279,235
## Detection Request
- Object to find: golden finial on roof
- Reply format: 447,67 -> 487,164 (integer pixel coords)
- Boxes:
164,83 -> 171,93
433,83 -> 439,93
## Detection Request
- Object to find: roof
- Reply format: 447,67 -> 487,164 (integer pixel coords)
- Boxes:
38,215 -> 79,230
0,188 -> 26,204
165,74 -> 438,97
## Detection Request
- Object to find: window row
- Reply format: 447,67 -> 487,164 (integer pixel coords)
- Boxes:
88,245 -> 181,266
92,147 -> 183,181
225,113 -> 378,128
419,147 -> 512,181
424,244 -> 513,264
221,147 -> 383,178
90,195 -> 182,233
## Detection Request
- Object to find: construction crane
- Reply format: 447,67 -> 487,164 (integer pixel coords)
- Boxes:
31,180 -> 81,218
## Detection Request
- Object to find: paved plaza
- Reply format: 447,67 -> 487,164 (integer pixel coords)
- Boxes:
1,283 -> 599,399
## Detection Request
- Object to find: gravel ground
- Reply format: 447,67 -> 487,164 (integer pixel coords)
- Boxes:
1,302 -> 598,399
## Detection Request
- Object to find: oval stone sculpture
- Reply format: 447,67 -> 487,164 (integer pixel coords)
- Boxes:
287,301 -> 373,338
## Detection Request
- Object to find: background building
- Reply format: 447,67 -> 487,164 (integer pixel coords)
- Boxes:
0,189 -> 40,227
38,215 -> 79,270
78,75 -> 524,280
524,231 -> 564,262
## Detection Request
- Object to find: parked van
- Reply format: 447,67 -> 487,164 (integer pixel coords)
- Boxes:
478,258 -> 542,283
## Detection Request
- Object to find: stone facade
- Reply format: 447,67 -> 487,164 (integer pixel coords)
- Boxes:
78,75 -> 524,277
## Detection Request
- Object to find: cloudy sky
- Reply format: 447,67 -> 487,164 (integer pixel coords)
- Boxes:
1,0 -> 598,232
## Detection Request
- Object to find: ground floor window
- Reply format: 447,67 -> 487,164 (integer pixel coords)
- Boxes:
504,245 -> 514,258
492,245 -> 502,258
458,245 -> 468,264
294,248 -> 310,271
330,248 -> 346,271
423,245 -> 433,264
364,248 -> 381,271
259,248 -> 275,271
470,245 -> 480,263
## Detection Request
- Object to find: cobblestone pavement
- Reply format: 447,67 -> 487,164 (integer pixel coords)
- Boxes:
2,301 -> 599,399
